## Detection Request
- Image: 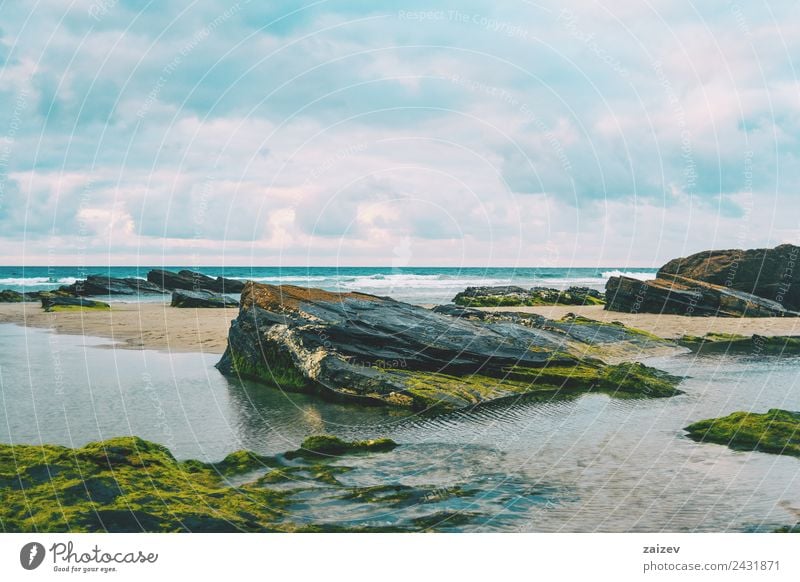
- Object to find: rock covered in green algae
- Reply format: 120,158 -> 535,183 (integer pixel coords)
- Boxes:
685,409 -> 800,457
0,436 -> 287,532
285,435 -> 398,459
0,435 -> 505,533
0,435 -> 402,532
453,285 -> 605,307
0,289 -> 53,302
678,333 -> 800,355
217,283 -> 682,413
40,294 -> 110,312
0,289 -> 25,302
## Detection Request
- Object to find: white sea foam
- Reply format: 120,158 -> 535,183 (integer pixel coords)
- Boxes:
337,274 -> 517,290
601,270 -> 657,281
0,276 -> 80,287
0,277 -> 55,286
245,276 -> 328,283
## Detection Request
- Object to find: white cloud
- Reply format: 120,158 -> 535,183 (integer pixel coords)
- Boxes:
1,0 -> 798,266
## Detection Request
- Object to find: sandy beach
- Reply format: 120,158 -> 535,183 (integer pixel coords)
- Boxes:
1,301 -> 799,355
0,302 -> 238,353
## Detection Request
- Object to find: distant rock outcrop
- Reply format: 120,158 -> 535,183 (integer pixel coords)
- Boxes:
40,295 -> 110,312
605,245 -> 800,317
453,285 -> 604,307
0,290 -> 46,302
658,244 -> 800,310
147,269 -> 245,294
60,275 -> 166,296
216,282 -> 682,412
171,289 -> 239,308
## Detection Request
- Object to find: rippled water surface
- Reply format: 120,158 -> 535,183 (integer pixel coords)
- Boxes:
1,324 -> 798,531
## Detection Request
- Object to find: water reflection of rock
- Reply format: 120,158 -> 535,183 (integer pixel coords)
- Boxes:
220,374 -> 413,455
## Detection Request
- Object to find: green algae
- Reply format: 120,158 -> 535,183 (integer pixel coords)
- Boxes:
0,290 -> 24,302
285,435 -> 398,459
0,436 -> 288,532
557,314 -> 665,341
211,450 -> 279,476
0,435 -> 404,532
685,409 -> 800,457
255,465 -> 352,487
679,333 -> 800,355
1,435 -> 525,533
390,360 -> 682,412
228,346 -> 308,391
596,362 -> 683,397
504,361 -> 681,398
455,295 -> 604,308
45,303 -> 111,312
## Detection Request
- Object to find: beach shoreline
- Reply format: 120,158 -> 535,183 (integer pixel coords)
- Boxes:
0,301 -> 238,354
1,301 -> 799,355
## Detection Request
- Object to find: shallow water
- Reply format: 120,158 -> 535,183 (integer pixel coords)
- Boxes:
1,323 -> 798,532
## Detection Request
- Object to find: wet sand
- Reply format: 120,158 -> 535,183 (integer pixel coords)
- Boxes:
1,301 -> 799,355
0,302 -> 238,353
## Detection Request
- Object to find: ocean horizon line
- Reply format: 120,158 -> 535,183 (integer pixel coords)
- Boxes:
0,264 -> 661,269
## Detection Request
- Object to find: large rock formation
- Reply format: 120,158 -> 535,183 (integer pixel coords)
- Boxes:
60,275 -> 166,296
659,244 -> 800,310
217,282 -> 682,412
605,245 -> 800,317
605,274 -> 799,317
453,285 -> 604,307
171,289 -> 239,308
147,269 -> 245,294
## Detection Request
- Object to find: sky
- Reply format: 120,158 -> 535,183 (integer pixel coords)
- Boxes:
0,0 -> 798,267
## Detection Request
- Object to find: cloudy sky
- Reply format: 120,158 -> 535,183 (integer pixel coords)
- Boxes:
0,0 -> 797,267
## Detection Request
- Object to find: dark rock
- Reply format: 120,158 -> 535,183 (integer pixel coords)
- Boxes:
431,303 -> 495,321
453,285 -> 604,307
604,274 -> 800,317
60,275 -> 166,296
40,295 -> 110,312
147,269 -> 245,294
659,244 -> 800,310
0,290 -> 24,302
216,283 -> 682,412
434,306 -> 681,360
171,289 -> 239,308
678,333 -> 800,355
0,289 -> 48,302
63,477 -> 122,504
285,435 -> 398,459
